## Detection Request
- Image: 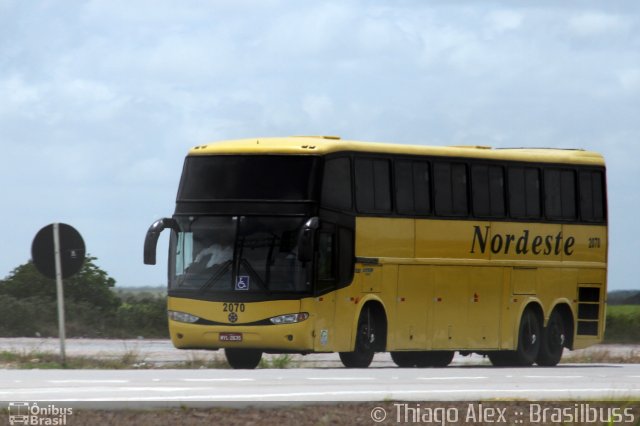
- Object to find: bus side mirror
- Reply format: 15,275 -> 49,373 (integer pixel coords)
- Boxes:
144,218 -> 179,265
297,217 -> 319,262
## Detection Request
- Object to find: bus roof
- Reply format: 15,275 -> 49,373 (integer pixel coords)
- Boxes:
188,136 -> 605,166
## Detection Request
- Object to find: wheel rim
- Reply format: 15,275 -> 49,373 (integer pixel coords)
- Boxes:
357,320 -> 375,352
523,313 -> 537,352
548,316 -> 565,351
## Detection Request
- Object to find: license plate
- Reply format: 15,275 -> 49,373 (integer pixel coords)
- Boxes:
219,332 -> 243,342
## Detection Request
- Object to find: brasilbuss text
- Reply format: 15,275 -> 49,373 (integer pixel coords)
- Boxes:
470,226 -> 575,256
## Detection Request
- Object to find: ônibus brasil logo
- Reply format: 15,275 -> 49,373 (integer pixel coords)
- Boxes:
8,402 -> 72,425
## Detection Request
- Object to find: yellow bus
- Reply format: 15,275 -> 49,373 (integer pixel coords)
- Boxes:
144,136 -> 607,369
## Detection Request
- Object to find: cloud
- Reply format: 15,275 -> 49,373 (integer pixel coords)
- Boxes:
486,10 -> 523,33
618,68 -> 640,92
1,1 -> 639,289
568,12 -> 629,37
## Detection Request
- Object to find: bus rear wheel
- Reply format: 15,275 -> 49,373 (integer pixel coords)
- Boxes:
391,351 -> 454,368
391,351 -> 418,367
536,310 -> 566,367
418,351 -> 454,367
489,307 -> 541,367
224,348 -> 262,369
339,309 -> 376,368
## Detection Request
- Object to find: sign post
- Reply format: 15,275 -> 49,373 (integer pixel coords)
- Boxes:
52,224 -> 67,364
32,223 -> 85,366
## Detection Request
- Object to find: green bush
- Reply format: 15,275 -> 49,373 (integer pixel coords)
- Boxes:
604,305 -> 640,343
0,258 -> 168,338
111,294 -> 168,338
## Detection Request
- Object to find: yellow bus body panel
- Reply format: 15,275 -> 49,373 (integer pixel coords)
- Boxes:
169,138 -> 607,355
353,217 -> 607,352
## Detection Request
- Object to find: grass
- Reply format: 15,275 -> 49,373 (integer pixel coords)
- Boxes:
259,354 -> 297,369
604,305 -> 640,343
608,305 -> 640,315
563,348 -> 640,364
0,349 -> 146,369
0,349 -> 300,369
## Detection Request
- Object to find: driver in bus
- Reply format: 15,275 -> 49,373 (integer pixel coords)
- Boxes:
192,231 -> 233,272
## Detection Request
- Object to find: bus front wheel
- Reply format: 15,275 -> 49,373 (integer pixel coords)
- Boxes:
339,309 -> 376,368
224,348 -> 262,369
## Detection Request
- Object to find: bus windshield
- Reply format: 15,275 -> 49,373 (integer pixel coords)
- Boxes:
169,216 -> 311,294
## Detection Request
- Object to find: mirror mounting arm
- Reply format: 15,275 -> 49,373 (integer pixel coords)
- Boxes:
144,218 -> 179,265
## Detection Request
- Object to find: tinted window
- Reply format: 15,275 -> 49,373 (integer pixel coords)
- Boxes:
355,158 -> 392,213
338,227 -> 355,286
472,165 -> 505,218
545,169 -> 576,220
508,167 -> 541,218
579,170 -> 605,222
321,157 -> 352,211
395,160 -> 431,215
179,155 -> 319,201
434,162 -> 468,216
317,232 -> 335,282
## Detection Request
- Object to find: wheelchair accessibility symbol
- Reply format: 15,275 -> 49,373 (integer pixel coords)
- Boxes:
235,276 -> 250,291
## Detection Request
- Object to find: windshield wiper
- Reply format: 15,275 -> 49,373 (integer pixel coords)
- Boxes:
239,258 -> 269,292
199,260 -> 233,290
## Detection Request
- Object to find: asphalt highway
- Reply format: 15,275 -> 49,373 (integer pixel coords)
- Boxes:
2,364 -> 640,408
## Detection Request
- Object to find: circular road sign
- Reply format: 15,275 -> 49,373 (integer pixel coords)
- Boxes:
31,223 -> 86,279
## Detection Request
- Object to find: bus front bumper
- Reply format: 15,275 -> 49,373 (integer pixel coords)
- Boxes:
168,319 -> 315,352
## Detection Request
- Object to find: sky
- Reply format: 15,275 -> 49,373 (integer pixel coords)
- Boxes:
1,1 -> 639,290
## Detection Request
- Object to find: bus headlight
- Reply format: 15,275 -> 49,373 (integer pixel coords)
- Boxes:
168,310 -> 200,323
269,312 -> 309,325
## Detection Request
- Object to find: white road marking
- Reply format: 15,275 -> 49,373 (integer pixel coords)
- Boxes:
307,377 -> 375,381
47,388 -> 640,402
522,375 -> 583,379
183,378 -> 255,382
417,376 -> 488,380
48,380 -> 129,384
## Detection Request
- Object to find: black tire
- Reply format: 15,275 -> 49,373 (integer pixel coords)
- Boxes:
339,309 -> 376,368
417,351 -> 454,367
488,351 -> 517,367
516,307 -> 542,366
224,348 -> 262,369
391,350 -> 454,368
391,351 -> 418,367
536,310 -> 566,367
489,307 -> 541,367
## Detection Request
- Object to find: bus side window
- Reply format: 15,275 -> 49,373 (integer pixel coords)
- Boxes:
395,160 -> 431,215
338,227 -> 355,286
472,164 -> 505,218
545,168 -> 576,220
317,232 -> 336,293
434,162 -> 468,217
355,157 -> 392,213
579,170 -> 605,222
321,157 -> 352,211
508,167 -> 541,219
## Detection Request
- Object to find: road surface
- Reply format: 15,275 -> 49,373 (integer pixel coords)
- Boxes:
2,364 -> 640,408
1,337 -> 639,367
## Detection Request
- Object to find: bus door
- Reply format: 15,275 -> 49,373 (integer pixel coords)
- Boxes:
313,226 -> 337,351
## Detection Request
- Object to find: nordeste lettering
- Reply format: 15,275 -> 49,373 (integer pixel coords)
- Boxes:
470,225 -> 575,256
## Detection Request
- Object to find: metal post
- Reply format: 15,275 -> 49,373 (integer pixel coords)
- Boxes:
53,223 -> 66,365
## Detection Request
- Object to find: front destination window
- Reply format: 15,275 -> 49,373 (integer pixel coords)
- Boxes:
169,216 -> 311,294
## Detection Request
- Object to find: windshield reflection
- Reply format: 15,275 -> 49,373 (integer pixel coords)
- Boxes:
169,216 -> 310,294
